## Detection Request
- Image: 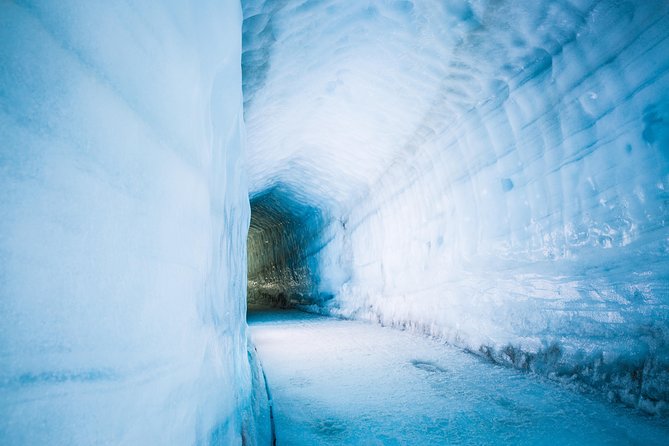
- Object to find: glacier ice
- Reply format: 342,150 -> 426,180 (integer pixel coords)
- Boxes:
0,1 -> 270,444
1,0 -> 669,443
243,0 -> 669,414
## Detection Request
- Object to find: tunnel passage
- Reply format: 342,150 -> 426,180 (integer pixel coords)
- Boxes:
247,186 -> 326,308
1,1 -> 669,443
242,0 -> 669,415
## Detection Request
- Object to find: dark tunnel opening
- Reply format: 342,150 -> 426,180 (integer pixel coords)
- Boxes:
247,186 -> 325,309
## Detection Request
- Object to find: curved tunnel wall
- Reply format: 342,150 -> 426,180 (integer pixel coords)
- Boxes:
243,0 -> 669,414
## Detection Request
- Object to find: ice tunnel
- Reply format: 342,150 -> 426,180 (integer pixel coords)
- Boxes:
247,186 -> 326,307
242,0 -> 669,416
0,0 -> 668,444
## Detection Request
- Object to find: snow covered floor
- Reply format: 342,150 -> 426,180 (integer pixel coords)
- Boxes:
248,309 -> 669,446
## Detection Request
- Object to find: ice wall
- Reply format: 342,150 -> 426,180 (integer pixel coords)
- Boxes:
0,1 -> 259,443
243,0 -> 669,414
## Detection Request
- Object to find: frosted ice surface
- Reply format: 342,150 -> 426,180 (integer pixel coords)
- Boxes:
249,309 -> 669,445
244,0 -> 669,413
0,1 -> 257,444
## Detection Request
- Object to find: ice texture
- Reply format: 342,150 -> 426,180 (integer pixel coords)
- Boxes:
0,1 -> 265,444
249,309 -> 669,445
243,0 -> 669,414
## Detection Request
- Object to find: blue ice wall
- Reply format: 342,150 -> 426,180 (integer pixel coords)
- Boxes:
0,1 -> 256,443
243,0 -> 669,414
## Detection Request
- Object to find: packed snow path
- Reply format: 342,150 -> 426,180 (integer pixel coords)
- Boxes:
248,309 -> 669,446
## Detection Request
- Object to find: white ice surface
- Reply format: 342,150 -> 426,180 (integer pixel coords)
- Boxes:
0,1 -> 254,444
249,309 -> 669,445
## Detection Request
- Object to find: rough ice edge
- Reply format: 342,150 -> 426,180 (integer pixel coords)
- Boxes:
301,297 -> 669,417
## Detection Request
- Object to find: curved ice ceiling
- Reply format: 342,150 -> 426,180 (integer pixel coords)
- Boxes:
243,0 -> 669,414
243,0 -> 641,210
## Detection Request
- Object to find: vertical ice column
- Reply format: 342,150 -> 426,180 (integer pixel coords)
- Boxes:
0,1 -> 252,444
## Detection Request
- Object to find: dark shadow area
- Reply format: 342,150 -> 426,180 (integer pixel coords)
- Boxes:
247,185 -> 324,309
